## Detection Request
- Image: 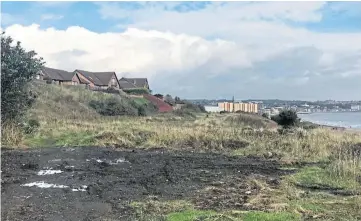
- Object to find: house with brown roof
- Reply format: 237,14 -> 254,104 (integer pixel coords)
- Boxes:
74,69 -> 120,89
38,67 -> 80,85
119,77 -> 149,90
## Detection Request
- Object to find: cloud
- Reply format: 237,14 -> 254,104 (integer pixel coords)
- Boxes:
98,2 -> 326,22
3,1 -> 361,100
32,1 -> 74,8
4,24 -> 251,79
40,14 -> 64,21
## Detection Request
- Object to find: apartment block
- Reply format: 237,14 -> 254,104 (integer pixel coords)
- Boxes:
218,102 -> 259,113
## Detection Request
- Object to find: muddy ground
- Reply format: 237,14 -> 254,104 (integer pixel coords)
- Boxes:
1,147 -> 289,221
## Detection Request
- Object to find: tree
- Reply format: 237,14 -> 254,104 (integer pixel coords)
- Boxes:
174,96 -> 181,103
154,94 -> 164,99
271,110 -> 299,128
261,113 -> 269,118
1,32 -> 44,123
164,94 -> 175,106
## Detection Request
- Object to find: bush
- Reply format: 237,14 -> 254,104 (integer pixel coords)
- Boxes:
180,103 -> 206,113
262,113 -> 269,118
23,119 -> 41,134
154,94 -> 164,99
136,102 -> 158,116
89,97 -> 139,116
89,96 -> 158,117
271,110 -> 300,128
1,32 -> 44,123
123,88 -> 150,95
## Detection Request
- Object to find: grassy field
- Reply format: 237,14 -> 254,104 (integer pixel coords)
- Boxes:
2,83 -> 361,220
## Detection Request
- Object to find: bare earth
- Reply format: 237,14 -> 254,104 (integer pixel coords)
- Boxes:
1,146 -> 290,221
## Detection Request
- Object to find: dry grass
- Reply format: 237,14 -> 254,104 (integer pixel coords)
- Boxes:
3,83 -> 361,220
1,122 -> 24,147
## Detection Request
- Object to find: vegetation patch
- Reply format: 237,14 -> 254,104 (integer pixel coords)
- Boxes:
225,113 -> 277,129
166,210 -> 216,221
242,211 -> 301,221
123,88 -> 150,95
287,166 -> 361,192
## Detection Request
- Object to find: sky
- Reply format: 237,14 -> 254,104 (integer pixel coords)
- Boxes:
1,1 -> 361,100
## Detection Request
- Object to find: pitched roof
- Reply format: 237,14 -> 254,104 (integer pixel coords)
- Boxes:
41,67 -> 75,81
121,77 -> 148,88
118,80 -> 137,89
75,69 -> 117,86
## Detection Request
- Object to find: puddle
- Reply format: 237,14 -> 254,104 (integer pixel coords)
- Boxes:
22,181 -> 68,189
22,181 -> 88,192
86,158 -> 129,164
109,158 -> 129,165
37,169 -> 63,175
72,185 -> 88,192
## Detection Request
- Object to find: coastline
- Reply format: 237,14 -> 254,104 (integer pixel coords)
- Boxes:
312,123 -> 361,133
299,112 -> 361,132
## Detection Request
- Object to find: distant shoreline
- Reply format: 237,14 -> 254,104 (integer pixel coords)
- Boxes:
305,122 -> 361,132
298,111 -> 361,114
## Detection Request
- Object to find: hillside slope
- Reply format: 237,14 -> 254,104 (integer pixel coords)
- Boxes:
143,94 -> 173,112
28,82 -> 154,121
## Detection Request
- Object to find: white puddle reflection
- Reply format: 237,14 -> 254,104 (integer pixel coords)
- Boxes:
22,181 -> 88,192
86,158 -> 129,164
22,181 -> 68,189
72,185 -> 88,192
37,170 -> 63,175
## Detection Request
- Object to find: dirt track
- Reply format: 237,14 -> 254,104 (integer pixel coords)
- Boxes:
1,147 -> 288,221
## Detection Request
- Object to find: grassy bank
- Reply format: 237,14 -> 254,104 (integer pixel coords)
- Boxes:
2,83 -> 361,220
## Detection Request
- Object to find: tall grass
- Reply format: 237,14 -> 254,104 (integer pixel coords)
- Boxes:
4,83 -> 361,191
1,122 -> 24,147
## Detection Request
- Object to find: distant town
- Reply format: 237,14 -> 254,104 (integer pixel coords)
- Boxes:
189,99 -> 361,116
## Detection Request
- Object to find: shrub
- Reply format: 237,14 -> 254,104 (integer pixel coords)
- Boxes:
23,119 -> 41,134
271,110 -> 300,128
137,102 -> 158,116
1,32 -> 44,124
180,103 -> 206,113
89,97 -> 139,116
262,113 -> 269,118
123,88 -> 150,95
154,94 -> 164,99
138,105 -> 147,116
164,94 -> 175,106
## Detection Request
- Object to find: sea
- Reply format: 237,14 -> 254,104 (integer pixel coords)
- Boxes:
299,112 -> 361,129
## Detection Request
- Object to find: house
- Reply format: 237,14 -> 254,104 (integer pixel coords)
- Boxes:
118,79 -> 138,90
74,69 -> 120,89
38,67 -> 80,85
119,77 -> 149,90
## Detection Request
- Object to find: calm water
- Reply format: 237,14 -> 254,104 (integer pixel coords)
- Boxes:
300,112 -> 361,129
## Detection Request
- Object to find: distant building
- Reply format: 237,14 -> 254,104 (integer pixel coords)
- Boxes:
204,106 -> 222,112
218,102 -> 258,113
351,105 -> 360,111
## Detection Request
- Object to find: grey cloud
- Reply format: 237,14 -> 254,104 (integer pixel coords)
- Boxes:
151,45 -> 361,100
